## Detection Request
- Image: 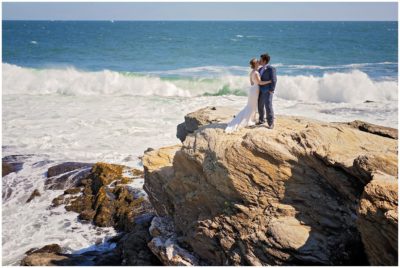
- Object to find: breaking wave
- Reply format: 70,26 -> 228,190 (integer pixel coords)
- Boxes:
3,63 -> 397,103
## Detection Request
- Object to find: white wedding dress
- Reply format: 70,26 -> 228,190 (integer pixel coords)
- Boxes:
225,71 -> 260,133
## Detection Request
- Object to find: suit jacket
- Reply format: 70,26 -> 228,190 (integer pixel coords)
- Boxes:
259,65 -> 277,92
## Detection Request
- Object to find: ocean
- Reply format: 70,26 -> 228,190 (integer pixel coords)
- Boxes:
2,21 -> 398,265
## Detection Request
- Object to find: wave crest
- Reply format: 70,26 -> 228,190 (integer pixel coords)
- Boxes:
3,64 -> 191,97
3,63 -> 397,103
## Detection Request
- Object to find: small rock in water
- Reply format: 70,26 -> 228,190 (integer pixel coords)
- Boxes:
47,162 -> 93,178
2,154 -> 30,176
26,189 -> 41,203
25,244 -> 62,255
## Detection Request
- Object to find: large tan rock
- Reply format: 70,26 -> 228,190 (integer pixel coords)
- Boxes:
357,172 -> 398,265
144,109 -> 398,265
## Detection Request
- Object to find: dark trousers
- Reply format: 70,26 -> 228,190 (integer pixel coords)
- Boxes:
258,90 -> 274,125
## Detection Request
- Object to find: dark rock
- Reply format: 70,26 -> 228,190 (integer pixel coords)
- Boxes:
26,189 -> 41,203
47,162 -> 93,178
78,209 -> 96,222
176,122 -> 188,143
2,162 -> 15,177
91,250 -> 122,266
22,243 -> 121,266
45,167 -> 92,190
116,216 -> 161,266
344,120 -> 398,140
64,187 -> 82,195
2,154 -> 31,176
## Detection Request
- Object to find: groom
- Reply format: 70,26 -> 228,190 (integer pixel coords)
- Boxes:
257,53 -> 277,129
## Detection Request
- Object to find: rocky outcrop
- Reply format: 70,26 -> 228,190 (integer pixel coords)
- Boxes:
176,106 -> 236,142
144,108 -> 398,265
23,162 -> 160,266
51,162 -> 149,232
357,172 -> 398,265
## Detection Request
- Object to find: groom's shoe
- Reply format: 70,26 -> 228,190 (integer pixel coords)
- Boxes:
268,124 -> 274,129
256,121 -> 265,126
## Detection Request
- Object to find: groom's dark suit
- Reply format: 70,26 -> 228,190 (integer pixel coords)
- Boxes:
258,65 -> 277,126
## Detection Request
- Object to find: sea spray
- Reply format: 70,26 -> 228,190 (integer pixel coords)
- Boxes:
3,63 -> 398,103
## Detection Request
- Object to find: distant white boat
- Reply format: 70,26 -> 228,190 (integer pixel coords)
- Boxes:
110,20 -> 114,23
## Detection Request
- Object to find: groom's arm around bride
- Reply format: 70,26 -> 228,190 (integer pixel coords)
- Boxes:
258,53 -> 277,127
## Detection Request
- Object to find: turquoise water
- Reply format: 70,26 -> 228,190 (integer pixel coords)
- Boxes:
3,21 -> 398,79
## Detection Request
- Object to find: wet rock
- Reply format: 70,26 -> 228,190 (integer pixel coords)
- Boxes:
63,187 -> 81,195
26,189 -> 41,203
53,162 -> 152,232
25,244 -> 62,255
45,166 -> 92,191
21,243 -> 121,266
47,162 -> 93,178
2,154 -> 30,176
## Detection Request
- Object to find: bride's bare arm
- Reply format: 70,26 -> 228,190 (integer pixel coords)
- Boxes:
254,72 -> 271,85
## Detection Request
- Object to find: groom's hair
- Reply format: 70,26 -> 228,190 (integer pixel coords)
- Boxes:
260,53 -> 270,64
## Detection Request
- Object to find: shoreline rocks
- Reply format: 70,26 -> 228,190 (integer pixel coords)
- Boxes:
144,107 -> 398,265
51,162 -> 150,232
22,162 -> 159,266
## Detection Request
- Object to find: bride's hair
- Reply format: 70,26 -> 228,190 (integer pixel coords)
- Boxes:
249,58 -> 258,69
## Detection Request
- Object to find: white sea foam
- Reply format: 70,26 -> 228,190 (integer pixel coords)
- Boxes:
3,64 -> 191,97
3,63 -> 397,103
1,156 -> 117,265
277,70 -> 398,103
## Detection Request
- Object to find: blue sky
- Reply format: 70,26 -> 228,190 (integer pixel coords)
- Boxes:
3,2 -> 398,21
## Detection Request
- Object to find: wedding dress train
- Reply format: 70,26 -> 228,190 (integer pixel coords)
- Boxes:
225,72 -> 260,133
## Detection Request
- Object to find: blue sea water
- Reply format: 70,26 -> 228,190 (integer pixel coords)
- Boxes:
3,21 -> 398,79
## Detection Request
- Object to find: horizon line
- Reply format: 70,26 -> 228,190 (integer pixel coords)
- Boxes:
3,19 -> 398,22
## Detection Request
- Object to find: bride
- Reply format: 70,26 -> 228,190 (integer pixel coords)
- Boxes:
225,58 -> 271,133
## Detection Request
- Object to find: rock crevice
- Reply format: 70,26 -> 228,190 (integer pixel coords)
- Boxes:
144,107 -> 398,265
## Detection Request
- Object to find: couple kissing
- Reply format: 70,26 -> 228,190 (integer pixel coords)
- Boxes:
225,53 -> 277,133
